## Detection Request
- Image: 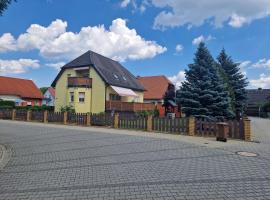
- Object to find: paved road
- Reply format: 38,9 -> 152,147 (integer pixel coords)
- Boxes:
0,120 -> 270,199
250,117 -> 270,144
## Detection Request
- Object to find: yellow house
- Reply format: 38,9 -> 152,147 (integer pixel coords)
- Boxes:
51,50 -> 145,113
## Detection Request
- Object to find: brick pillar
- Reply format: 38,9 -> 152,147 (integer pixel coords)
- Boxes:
147,115 -> 153,132
188,116 -> 195,136
27,110 -> 32,121
243,118 -> 251,141
12,109 -> 16,120
43,110 -> 48,123
114,113 -> 119,128
86,113 -> 91,126
63,112 -> 68,125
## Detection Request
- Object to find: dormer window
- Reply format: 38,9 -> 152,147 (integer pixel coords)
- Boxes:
113,74 -> 119,79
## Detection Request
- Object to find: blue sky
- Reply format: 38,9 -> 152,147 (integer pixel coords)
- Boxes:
0,0 -> 270,89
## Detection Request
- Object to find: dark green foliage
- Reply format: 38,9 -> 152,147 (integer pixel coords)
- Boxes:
136,109 -> 159,117
217,49 -> 248,118
15,105 -> 54,111
0,0 -> 15,15
0,100 -> 15,107
262,101 -> 270,112
60,106 -> 75,113
177,43 -> 232,120
40,87 -> 49,94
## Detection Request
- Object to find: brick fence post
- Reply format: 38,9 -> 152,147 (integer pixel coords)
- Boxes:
188,116 -> 195,136
86,113 -> 91,126
43,110 -> 48,123
243,117 -> 251,141
147,115 -> 153,132
27,110 -> 32,121
114,113 -> 119,128
63,112 -> 68,125
12,109 -> 16,120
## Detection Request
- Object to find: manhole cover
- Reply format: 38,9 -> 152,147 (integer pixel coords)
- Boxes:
236,151 -> 258,157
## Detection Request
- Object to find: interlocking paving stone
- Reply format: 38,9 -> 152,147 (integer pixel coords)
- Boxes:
0,120 -> 270,199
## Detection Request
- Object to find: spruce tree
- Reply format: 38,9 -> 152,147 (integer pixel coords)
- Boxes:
217,49 -> 248,119
178,43 -> 232,120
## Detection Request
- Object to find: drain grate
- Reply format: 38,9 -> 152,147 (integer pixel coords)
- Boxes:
236,151 -> 258,157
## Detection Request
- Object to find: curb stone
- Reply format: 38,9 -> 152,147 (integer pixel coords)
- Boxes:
0,144 -> 12,170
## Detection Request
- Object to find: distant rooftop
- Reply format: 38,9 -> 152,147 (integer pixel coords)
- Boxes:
247,88 -> 270,106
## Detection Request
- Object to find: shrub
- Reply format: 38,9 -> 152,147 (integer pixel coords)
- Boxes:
0,100 -> 15,108
60,106 -> 75,113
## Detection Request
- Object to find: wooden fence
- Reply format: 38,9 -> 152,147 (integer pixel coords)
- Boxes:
67,112 -> 87,125
48,111 -> 64,123
31,111 -> 44,122
195,119 -> 245,139
152,117 -> 188,134
119,114 -> 147,130
91,113 -> 114,126
0,108 -> 250,141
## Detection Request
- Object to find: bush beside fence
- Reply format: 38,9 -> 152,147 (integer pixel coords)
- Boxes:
0,108 -> 251,141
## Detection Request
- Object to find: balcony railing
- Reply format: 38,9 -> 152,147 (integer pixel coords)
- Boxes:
68,77 -> 92,88
106,101 -> 156,112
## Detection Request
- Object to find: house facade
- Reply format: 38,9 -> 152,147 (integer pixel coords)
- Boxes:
52,51 -> 145,113
42,87 -> 55,106
0,76 -> 43,106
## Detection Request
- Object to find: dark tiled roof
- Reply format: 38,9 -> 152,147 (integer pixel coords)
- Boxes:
137,76 -> 172,100
0,76 -> 43,99
51,51 -> 145,91
247,89 -> 270,105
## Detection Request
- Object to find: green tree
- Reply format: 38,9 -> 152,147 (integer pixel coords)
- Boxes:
0,0 -> 16,16
178,43 -> 233,120
40,87 -> 48,94
217,49 -> 248,119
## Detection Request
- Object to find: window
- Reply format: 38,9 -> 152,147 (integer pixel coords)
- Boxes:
113,74 -> 119,79
79,92 -> 85,103
109,94 -> 121,101
70,92 -> 74,102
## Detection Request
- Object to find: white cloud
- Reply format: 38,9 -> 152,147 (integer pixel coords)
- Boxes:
0,18 -> 166,62
228,14 -> 247,28
151,0 -> 270,29
0,33 -> 17,52
175,44 -> 184,53
0,59 -> 40,74
120,0 -> 131,7
250,74 -> 270,89
192,35 -> 214,45
168,70 -> 186,89
252,59 -> 270,69
46,62 -> 66,71
17,19 -> 67,51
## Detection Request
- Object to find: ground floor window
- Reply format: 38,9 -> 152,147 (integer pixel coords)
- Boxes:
79,92 -> 85,103
70,92 -> 74,102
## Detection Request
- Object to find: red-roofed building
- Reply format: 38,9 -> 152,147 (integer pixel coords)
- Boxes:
137,75 -> 181,117
137,75 -> 172,104
0,76 -> 43,106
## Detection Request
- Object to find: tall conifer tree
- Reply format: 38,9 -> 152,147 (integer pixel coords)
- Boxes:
178,43 -> 232,120
217,49 -> 248,119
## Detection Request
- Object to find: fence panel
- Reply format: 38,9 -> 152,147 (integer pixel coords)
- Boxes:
91,113 -> 114,126
195,119 -> 244,139
15,110 -> 27,121
152,117 -> 188,134
67,113 -> 87,125
31,111 -> 44,122
48,112 -> 64,123
0,109 -> 12,119
118,114 -> 147,130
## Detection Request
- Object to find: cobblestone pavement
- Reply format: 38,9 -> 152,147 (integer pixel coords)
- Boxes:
0,120 -> 270,200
